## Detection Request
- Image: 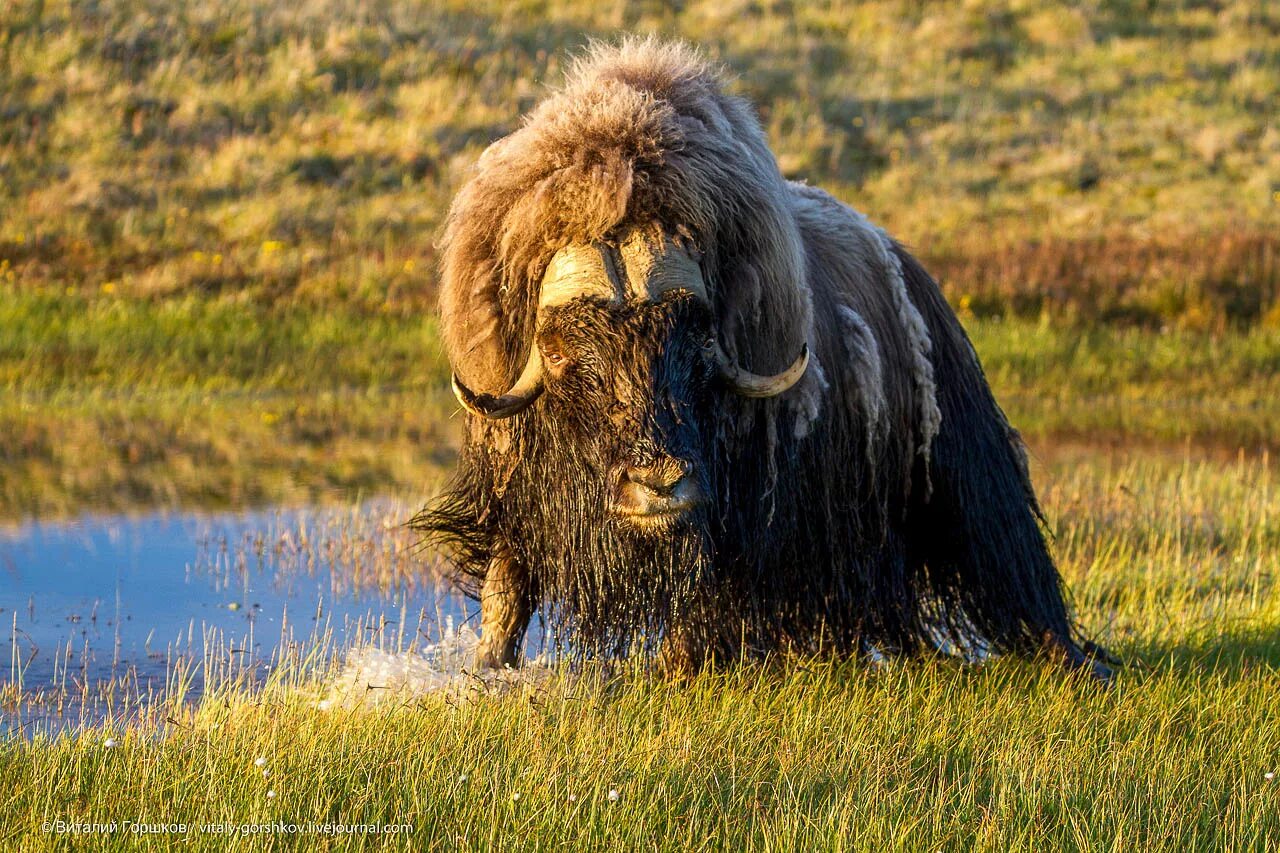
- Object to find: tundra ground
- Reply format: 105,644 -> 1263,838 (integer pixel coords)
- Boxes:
3,0 -> 1279,847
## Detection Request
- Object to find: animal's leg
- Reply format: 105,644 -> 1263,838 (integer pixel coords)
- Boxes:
657,615 -> 747,677
657,629 -> 703,679
475,554 -> 532,669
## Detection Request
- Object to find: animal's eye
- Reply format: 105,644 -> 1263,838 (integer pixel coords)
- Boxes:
701,336 -> 717,355
545,350 -> 567,367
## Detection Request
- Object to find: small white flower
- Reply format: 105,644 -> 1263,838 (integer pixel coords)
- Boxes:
317,700 -> 332,711
266,789 -> 276,799
607,789 -> 620,802
254,757 -> 267,768
458,774 -> 468,783
103,737 -> 117,748
262,769 -> 270,778
568,794 -> 577,803
511,792 -> 521,802
1266,772 -> 1275,781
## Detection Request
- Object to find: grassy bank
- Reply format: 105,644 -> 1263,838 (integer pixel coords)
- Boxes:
3,0 -> 1279,325
1,451 -> 1278,850
3,659 -> 1278,850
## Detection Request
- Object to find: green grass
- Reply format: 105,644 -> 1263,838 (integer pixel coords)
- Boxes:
2,452 -> 1278,850
4,660 -> 1279,850
975,318 -> 1280,450
0,289 -> 444,393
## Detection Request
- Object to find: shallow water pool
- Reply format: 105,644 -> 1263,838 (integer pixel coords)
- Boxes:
0,501 -> 477,735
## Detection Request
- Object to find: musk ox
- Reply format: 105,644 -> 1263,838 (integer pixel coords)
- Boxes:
414,39 -> 1112,681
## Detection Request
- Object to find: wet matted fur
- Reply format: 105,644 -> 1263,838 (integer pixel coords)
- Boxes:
414,38 -> 1110,674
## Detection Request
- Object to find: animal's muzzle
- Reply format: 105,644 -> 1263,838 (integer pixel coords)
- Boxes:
614,458 -> 702,522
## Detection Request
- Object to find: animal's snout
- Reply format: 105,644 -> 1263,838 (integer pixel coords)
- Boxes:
615,457 -> 702,523
624,460 -> 689,496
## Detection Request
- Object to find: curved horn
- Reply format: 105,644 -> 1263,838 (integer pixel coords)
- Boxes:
716,343 -> 809,398
451,245 -> 617,419
451,345 -> 545,418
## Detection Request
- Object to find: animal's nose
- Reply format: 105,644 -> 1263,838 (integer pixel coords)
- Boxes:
624,459 -> 690,497
615,457 -> 701,521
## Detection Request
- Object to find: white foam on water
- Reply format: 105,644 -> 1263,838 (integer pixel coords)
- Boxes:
318,620 -> 555,709
316,618 -> 990,711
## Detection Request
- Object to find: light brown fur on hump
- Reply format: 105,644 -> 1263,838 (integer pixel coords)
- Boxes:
787,182 -> 939,477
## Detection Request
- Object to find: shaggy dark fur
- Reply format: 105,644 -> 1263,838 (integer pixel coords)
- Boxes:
413,38 -> 1111,677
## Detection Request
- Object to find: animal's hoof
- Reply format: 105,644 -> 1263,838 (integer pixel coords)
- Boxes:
1081,638 -> 1123,668
474,646 -> 519,671
1044,632 -> 1116,687
1083,657 -> 1115,687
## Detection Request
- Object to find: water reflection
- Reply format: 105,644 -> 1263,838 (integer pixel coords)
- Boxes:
0,500 -> 474,735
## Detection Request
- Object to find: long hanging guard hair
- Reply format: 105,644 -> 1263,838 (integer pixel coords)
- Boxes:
414,37 -> 1107,671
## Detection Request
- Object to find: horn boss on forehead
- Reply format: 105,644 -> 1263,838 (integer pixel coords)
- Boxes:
451,230 -> 809,419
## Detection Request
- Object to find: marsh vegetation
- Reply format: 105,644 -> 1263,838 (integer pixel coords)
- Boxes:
2,0 -> 1279,848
